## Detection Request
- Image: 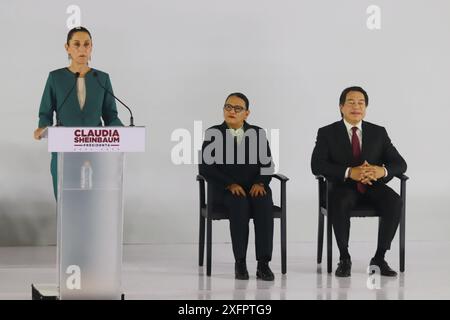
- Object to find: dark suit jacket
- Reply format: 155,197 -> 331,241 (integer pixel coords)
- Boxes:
199,121 -> 274,190
311,120 -> 407,185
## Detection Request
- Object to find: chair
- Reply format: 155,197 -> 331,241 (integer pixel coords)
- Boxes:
316,174 -> 409,273
197,174 -> 289,276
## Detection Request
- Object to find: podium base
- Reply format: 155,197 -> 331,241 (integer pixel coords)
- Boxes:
31,284 -> 126,300
31,284 -> 58,300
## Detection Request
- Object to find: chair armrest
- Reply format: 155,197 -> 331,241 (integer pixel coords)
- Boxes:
196,174 -> 206,182
315,175 -> 332,209
315,175 -> 331,187
272,174 -> 288,218
272,173 -> 289,182
317,174 -> 409,182
197,174 -> 206,208
395,174 -> 409,181
395,174 -> 408,203
315,175 -> 325,181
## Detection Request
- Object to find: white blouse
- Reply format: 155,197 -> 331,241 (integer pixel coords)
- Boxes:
77,77 -> 86,110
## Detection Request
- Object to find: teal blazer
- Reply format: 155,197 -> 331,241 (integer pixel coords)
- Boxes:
39,67 -> 123,127
38,67 -> 124,198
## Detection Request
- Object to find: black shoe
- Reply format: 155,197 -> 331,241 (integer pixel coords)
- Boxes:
335,258 -> 352,277
256,262 -> 275,281
235,261 -> 249,280
369,258 -> 398,277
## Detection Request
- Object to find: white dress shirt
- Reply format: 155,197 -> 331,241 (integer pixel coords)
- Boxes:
343,119 -> 362,149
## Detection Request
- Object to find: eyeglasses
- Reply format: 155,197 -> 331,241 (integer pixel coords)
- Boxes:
224,104 -> 246,113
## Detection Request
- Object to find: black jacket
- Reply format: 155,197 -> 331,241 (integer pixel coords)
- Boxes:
199,121 -> 274,189
311,120 -> 407,184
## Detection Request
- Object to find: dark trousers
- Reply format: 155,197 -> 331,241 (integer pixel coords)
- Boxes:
215,186 -> 274,262
51,152 -> 57,200
328,183 -> 403,257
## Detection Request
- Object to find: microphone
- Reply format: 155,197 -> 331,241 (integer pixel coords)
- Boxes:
93,71 -> 134,126
56,72 -> 80,126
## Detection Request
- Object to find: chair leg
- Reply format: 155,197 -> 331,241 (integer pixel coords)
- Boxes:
199,215 -> 205,266
327,216 -> 332,274
206,218 -> 212,277
317,211 -> 324,264
400,210 -> 406,273
281,215 -> 287,274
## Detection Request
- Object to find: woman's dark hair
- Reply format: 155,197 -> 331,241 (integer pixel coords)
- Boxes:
226,92 -> 250,110
66,26 -> 92,44
339,86 -> 369,106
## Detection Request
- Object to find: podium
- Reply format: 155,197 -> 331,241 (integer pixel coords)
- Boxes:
32,127 -> 145,300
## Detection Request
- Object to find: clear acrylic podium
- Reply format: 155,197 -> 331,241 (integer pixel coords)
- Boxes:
32,126 -> 145,300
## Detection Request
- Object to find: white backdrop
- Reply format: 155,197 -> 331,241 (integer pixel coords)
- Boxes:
1,0 -> 449,246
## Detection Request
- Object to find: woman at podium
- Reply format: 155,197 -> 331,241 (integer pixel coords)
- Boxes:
33,26 -> 123,198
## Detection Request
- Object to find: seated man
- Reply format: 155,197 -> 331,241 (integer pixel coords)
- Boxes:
311,86 -> 407,277
200,92 -> 275,281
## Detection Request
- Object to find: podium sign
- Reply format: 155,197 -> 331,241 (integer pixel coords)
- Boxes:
48,126 -> 145,152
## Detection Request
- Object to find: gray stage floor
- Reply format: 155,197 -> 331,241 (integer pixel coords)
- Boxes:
0,241 -> 449,300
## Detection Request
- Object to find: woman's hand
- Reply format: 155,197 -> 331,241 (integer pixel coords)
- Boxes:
249,183 -> 267,197
227,184 -> 247,197
34,127 -> 46,140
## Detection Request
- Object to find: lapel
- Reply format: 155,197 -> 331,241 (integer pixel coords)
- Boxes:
219,121 -> 234,149
361,121 -> 372,161
337,120 -> 353,162
65,68 -> 84,115
80,69 -> 95,114
219,121 -> 228,136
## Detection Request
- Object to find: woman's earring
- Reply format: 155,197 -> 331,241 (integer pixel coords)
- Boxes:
68,54 -> 71,61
